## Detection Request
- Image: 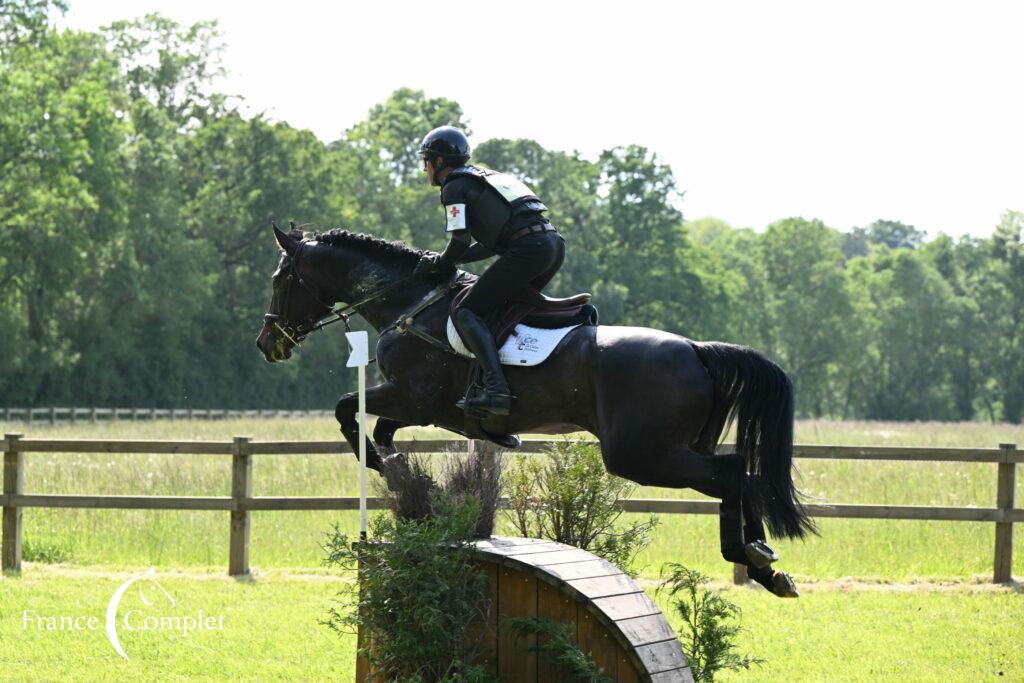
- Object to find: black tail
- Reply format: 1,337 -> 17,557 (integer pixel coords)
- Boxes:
692,341 -> 815,540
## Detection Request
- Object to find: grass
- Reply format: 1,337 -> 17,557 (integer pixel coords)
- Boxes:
1,566 -> 1019,682
0,566 -> 354,681
665,583 -> 1024,682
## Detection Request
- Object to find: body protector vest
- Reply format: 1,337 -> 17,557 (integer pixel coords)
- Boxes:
442,166 -> 549,251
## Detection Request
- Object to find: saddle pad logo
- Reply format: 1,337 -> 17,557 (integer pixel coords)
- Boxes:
516,334 -> 540,353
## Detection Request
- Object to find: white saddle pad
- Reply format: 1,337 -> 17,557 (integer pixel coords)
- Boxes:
446,318 -> 581,366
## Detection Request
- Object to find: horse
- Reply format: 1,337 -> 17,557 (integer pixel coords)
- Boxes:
255,223 -> 814,597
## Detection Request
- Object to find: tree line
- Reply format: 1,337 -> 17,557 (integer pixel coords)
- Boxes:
2,5 -> 1022,422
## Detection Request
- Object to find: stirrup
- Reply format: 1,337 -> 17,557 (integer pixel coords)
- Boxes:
457,392 -> 515,417
744,540 -> 780,569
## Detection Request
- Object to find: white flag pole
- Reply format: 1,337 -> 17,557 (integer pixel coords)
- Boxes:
358,364 -> 367,540
345,331 -> 370,541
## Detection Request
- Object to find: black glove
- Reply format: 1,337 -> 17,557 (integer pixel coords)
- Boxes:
414,252 -> 442,276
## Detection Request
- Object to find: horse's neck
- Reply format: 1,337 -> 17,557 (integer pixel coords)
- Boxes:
354,286 -> 435,331
323,250 -> 436,331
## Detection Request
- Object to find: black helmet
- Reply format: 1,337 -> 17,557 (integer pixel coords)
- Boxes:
419,126 -> 470,167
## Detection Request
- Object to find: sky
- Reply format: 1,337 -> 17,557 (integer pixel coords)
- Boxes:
62,1 -> 1024,238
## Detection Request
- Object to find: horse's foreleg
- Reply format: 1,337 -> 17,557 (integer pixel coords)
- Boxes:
336,383 -> 429,472
335,390 -> 384,472
372,418 -> 408,456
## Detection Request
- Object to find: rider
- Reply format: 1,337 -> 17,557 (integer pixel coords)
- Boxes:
414,125 -> 565,417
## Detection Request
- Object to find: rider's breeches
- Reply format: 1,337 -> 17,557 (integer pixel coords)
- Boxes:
459,231 -> 565,316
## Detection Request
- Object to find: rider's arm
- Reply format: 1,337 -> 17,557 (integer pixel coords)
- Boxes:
435,177 -> 481,269
458,241 -> 495,264
436,229 -> 472,269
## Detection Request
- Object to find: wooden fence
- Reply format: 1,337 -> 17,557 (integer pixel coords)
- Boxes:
0,407 -> 332,425
2,434 -> 1020,582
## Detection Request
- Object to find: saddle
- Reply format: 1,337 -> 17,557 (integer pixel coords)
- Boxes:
450,286 -> 596,346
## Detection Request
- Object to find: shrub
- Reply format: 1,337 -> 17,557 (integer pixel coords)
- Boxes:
657,564 -> 763,683
377,447 -> 503,538
322,490 -> 495,682
505,617 -> 612,683
503,440 -> 658,575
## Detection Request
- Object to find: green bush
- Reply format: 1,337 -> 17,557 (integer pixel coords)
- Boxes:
503,440 -> 658,575
657,564 -> 763,682
322,490 -> 496,682
505,617 -> 612,683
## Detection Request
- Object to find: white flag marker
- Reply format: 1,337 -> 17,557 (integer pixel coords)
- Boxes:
345,330 -> 370,539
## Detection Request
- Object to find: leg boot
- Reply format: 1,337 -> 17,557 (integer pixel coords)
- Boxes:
453,309 -> 514,417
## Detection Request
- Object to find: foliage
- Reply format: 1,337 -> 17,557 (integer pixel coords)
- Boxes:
321,490 -> 495,682
374,445 -> 502,539
503,440 -> 658,575
21,534 -> 74,563
657,564 -> 762,683
504,617 -> 612,683
1,7 -> 1022,422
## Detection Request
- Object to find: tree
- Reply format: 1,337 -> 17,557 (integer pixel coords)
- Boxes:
866,219 -> 925,250
984,211 -> 1024,421
758,218 -> 854,415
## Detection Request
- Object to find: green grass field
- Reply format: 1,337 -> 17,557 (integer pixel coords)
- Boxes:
1,418 -> 1022,681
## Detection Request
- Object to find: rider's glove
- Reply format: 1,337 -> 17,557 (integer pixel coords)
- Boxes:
414,252 -> 442,276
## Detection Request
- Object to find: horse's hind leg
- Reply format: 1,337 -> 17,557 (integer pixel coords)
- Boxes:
598,440 -> 751,565
741,475 -> 780,568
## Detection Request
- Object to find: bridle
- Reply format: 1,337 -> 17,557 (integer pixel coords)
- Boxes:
263,239 -> 418,350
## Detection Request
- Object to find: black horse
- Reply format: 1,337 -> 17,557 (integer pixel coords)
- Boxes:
255,224 -> 814,597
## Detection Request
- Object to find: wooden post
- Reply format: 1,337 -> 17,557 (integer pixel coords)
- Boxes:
994,443 -> 1017,583
732,562 -> 749,585
49,407 -> 56,426
229,436 -> 253,576
90,407 -> 97,424
3,433 -> 24,573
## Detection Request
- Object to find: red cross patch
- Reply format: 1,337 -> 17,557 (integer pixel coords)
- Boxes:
445,203 -> 466,231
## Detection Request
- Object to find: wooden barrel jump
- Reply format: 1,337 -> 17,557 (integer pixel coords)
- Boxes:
357,536 -> 693,682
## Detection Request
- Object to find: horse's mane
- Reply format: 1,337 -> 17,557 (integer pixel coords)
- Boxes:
305,228 -> 424,265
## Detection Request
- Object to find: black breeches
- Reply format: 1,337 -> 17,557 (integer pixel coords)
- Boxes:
459,231 -> 565,316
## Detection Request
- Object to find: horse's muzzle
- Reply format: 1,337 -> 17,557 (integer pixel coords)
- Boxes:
256,325 -> 293,363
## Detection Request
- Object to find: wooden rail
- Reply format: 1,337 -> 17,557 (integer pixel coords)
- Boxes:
1,434 -> 1019,583
0,407 -> 333,425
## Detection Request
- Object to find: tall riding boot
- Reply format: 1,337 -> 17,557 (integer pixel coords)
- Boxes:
453,309 -> 514,417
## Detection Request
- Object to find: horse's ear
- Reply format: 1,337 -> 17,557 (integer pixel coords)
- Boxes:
272,221 -> 298,254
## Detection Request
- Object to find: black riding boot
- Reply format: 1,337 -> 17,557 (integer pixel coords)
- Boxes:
454,309 -> 514,416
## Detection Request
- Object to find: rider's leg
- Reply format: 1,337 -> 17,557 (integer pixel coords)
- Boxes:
454,232 -> 563,416
453,306 -> 514,415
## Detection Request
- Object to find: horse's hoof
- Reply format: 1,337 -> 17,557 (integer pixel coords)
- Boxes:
489,433 -> 521,449
771,572 -> 799,598
744,540 -> 780,569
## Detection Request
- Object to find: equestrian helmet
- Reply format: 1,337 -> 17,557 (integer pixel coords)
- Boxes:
419,126 -> 470,167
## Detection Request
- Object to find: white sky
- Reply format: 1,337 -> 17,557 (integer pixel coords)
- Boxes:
63,1 -> 1024,238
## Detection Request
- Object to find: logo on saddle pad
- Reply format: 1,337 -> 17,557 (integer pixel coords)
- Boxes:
515,334 -> 540,353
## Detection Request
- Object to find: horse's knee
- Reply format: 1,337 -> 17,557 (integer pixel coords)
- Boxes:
335,394 -> 356,426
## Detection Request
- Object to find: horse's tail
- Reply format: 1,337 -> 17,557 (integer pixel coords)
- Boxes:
691,341 -> 815,540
